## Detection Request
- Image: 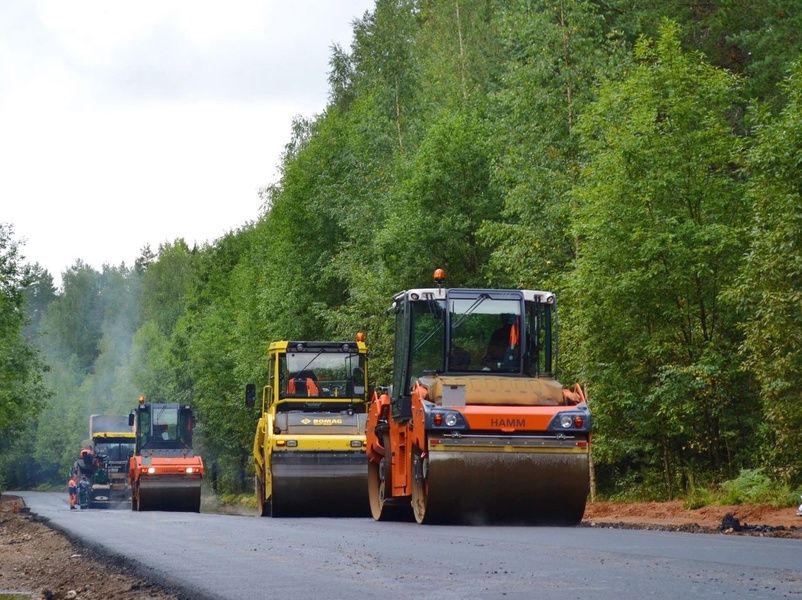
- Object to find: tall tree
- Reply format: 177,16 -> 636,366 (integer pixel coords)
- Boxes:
40,261 -> 104,372
376,108 -> 501,288
171,233 -> 255,492
735,59 -> 802,483
138,240 -> 195,337
415,0 -> 503,113
86,265 -> 141,415
569,21 -> 756,496
0,224 -> 49,488
481,0 -> 625,289
351,0 -> 420,151
21,264 -> 57,340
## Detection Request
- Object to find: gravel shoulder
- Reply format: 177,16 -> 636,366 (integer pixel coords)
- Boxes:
0,493 -> 183,600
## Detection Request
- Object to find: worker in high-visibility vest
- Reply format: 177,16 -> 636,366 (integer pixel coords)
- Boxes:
68,477 -> 77,510
288,374 -> 320,396
485,314 -> 520,367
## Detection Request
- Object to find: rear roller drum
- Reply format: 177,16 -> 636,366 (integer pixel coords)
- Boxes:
368,456 -> 392,521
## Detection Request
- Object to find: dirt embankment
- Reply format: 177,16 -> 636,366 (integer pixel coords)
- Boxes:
0,494 -> 182,600
583,500 -> 802,538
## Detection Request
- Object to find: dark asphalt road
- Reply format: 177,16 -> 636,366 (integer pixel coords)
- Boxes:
16,491 -> 802,599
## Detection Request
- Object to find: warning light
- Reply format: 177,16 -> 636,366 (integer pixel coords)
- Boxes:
433,268 -> 446,285
138,395 -> 145,404
356,332 -> 366,343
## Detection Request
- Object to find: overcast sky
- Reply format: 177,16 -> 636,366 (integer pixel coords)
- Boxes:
1,0 -> 375,287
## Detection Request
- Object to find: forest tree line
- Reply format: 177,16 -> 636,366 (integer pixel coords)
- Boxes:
2,1 -> 802,500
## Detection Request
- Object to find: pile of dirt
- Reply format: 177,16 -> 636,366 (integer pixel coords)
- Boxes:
0,494 -> 182,600
583,500 -> 802,538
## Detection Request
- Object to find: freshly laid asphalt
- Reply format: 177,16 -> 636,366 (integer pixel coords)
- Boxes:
15,491 -> 802,600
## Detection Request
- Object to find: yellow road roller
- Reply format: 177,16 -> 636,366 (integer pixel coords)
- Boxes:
246,337 -> 370,517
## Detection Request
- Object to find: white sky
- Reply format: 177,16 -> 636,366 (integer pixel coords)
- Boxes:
1,0 -> 374,288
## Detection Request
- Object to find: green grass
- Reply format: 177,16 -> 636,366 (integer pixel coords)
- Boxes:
217,492 -> 257,510
717,469 -> 799,508
596,468 -> 802,509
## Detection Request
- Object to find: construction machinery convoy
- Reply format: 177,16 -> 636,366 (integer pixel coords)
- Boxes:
128,396 -> 204,512
72,415 -> 135,508
246,338 -> 370,517
365,269 -> 591,525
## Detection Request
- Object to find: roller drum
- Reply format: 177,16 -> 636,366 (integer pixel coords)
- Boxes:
419,443 -> 589,525
137,478 -> 202,512
271,451 -> 368,517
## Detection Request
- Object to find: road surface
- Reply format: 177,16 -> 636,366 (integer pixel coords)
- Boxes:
16,491 -> 802,599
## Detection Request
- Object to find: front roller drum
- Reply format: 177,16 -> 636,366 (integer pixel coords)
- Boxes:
134,478 -> 201,512
270,452 -> 369,517
413,448 -> 589,525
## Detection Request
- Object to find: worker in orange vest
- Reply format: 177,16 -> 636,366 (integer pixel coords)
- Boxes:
288,374 -> 320,396
68,477 -> 77,510
485,314 -> 520,367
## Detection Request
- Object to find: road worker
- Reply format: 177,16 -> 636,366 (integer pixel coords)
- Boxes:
288,372 -> 320,396
68,477 -> 77,510
78,475 -> 90,509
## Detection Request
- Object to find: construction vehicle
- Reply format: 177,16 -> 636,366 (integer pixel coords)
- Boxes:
72,415 -> 135,508
128,396 -> 204,512
366,269 -> 591,525
245,337 -> 370,517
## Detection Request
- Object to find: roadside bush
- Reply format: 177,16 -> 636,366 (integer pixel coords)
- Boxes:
719,469 -> 791,506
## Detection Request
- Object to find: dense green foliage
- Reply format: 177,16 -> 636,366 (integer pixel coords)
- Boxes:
5,1 -> 802,499
570,22 -> 757,497
734,59 -> 802,483
0,225 -> 50,490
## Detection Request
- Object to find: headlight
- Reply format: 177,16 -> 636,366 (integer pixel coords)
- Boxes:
428,408 -> 467,430
549,408 -> 591,432
185,467 -> 194,474
147,467 -> 156,474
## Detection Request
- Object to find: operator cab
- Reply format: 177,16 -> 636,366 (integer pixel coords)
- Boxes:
388,269 -> 557,419
275,342 -> 368,413
94,440 -> 135,461
130,400 -> 195,452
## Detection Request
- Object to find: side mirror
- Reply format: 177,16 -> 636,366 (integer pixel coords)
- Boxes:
128,413 -> 134,427
245,383 -> 256,409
